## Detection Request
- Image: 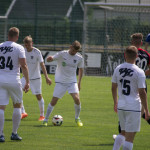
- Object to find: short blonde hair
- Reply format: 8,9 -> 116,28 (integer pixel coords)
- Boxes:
72,40 -> 81,50
125,46 -> 138,60
23,35 -> 33,43
8,27 -> 19,38
131,33 -> 143,45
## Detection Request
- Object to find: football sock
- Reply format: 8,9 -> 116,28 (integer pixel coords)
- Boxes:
21,102 -> 26,113
12,108 -> 21,134
123,141 -> 133,150
44,103 -> 54,122
113,134 -> 125,150
0,109 -> 4,135
74,103 -> 81,119
38,98 -> 44,116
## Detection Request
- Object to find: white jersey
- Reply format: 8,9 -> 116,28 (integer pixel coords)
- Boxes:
53,50 -> 84,83
112,62 -> 146,111
25,47 -> 43,80
0,41 -> 25,83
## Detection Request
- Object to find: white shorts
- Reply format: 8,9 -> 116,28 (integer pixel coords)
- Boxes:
0,82 -> 23,105
21,77 -> 42,95
118,109 -> 141,132
53,83 -> 79,98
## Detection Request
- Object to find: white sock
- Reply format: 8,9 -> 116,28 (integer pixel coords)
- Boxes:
74,103 -> 81,119
123,141 -> 133,150
38,98 -> 44,116
113,134 -> 125,150
44,103 -> 54,122
21,102 -> 26,114
12,108 -> 21,134
0,109 -> 4,136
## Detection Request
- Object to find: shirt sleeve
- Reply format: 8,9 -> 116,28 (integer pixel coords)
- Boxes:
53,51 -> 62,60
38,51 -> 44,63
19,45 -> 26,58
77,57 -> 84,68
138,71 -> 146,88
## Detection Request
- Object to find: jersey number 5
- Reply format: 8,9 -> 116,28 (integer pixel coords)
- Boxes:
0,56 -> 13,70
120,79 -> 130,95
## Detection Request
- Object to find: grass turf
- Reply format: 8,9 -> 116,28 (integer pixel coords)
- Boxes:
1,75 -> 150,150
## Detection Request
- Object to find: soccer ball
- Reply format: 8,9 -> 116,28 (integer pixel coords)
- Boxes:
52,115 -> 63,126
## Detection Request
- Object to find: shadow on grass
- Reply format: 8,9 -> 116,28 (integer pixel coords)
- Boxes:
5,119 -> 12,121
83,143 -> 113,146
33,125 -> 76,128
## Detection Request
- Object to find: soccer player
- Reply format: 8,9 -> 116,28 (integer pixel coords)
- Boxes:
145,33 -> 150,51
113,33 -> 150,140
21,36 -> 52,121
0,27 -> 29,142
112,46 -> 150,150
43,40 -> 84,127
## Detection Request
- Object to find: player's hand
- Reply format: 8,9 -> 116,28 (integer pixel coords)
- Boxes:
145,111 -> 150,120
46,77 -> 52,85
23,83 -> 29,93
47,56 -> 53,62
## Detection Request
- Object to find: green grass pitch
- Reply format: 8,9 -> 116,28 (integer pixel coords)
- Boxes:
1,75 -> 150,150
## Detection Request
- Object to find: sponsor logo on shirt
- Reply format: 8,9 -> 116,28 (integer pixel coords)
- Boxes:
119,68 -> 134,77
0,46 -> 13,54
31,56 -> 34,59
62,62 -> 66,66
74,60 -> 77,63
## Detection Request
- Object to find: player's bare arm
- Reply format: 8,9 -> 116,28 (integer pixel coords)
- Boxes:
111,82 -> 118,113
19,58 -> 29,93
145,64 -> 150,76
139,88 -> 150,120
78,68 -> 83,91
145,42 -> 149,51
47,56 -> 53,62
40,62 -> 52,85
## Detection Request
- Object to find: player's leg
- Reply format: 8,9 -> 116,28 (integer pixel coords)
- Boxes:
0,83 -> 10,142
11,103 -> 22,140
0,106 -> 6,142
9,82 -> 23,141
113,110 -> 125,149
43,83 -> 67,126
21,77 -> 28,119
122,111 -> 140,150
30,79 -> 45,120
113,131 -> 125,150
36,94 -> 45,121
69,83 -> 83,126
70,93 -> 83,127
123,132 -> 136,150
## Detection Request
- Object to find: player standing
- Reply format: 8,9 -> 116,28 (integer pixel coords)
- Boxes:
113,33 -> 150,140
0,27 -> 29,142
21,36 -> 52,121
43,40 -> 84,127
112,46 -> 150,150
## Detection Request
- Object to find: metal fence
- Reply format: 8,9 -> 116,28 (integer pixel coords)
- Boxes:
0,0 -> 150,75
